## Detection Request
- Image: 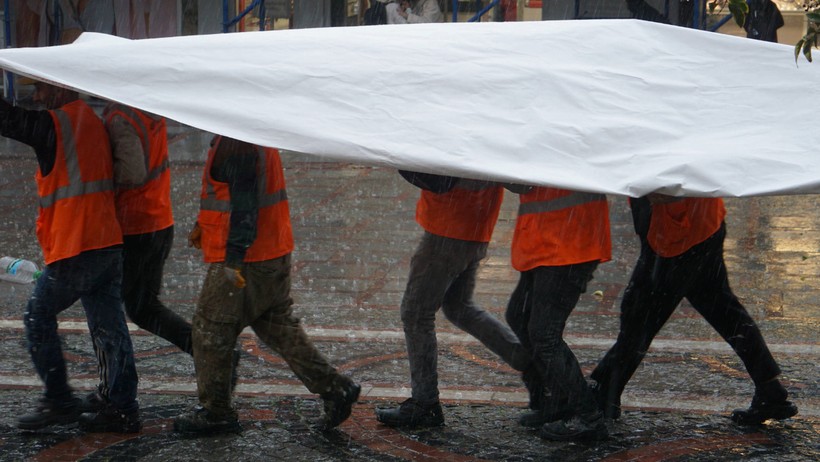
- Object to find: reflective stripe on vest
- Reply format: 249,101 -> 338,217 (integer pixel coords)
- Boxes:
39,110 -> 114,209
105,105 -> 169,190
200,147 -> 288,212
518,191 -> 606,216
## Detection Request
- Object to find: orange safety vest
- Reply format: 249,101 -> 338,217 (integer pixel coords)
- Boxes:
511,187 -> 611,272
415,180 -> 504,243
648,198 -> 726,258
198,137 -> 293,263
36,100 -> 123,264
104,104 -> 174,235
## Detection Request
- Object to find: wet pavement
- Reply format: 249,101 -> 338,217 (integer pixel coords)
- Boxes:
0,123 -> 817,461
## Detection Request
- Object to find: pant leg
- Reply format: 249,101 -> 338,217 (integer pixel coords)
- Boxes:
24,256 -> 91,401
192,262 -> 244,416
400,233 -> 478,404
80,247 -> 139,412
247,255 -> 341,395
684,225 -> 782,385
526,263 -> 599,415
441,249 -> 530,372
122,226 -> 193,354
505,270 -> 534,352
591,242 -> 683,403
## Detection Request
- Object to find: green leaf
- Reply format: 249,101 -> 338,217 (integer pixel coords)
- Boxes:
795,40 -> 803,63
728,0 -> 748,29
807,12 -> 820,23
803,36 -> 814,63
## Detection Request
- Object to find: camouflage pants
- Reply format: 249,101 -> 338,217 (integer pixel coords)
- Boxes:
193,254 -> 342,417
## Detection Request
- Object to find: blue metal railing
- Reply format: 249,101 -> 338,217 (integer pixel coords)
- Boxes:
452,0 -> 500,23
223,0 -> 268,33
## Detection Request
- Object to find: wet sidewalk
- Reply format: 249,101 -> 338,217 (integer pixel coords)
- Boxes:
0,128 -> 817,461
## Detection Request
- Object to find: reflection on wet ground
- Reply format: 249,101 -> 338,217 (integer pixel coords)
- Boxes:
0,129 -> 817,461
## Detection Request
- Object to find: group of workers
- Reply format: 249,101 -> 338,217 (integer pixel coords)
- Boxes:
0,79 -> 359,435
0,76 -> 798,442
378,174 -> 798,442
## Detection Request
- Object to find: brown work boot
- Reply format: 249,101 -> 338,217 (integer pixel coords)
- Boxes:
321,377 -> 361,429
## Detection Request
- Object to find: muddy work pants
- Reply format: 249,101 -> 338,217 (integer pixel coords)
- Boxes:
193,254 -> 344,417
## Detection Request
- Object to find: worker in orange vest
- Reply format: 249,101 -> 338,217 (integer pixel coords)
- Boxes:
590,195 -> 797,425
72,103 -> 196,413
175,135 -> 360,434
104,104 -> 188,346
505,185 -> 611,441
376,172 -> 531,428
0,80 -> 139,433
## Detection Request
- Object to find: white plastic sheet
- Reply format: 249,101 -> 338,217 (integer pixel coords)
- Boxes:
0,19 -> 818,197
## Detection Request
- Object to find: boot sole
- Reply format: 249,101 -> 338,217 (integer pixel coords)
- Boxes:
375,411 -> 445,428
731,404 -> 798,425
376,417 -> 445,428
539,428 -> 608,442
17,414 -> 79,431
173,420 -> 242,434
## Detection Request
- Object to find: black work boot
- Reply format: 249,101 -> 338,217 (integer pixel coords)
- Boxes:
174,405 -> 241,434
17,396 -> 81,430
78,389 -> 107,414
321,377 -> 361,429
731,379 -> 797,425
375,398 -> 445,428
518,401 -> 574,428
78,405 -> 141,433
731,380 -> 797,425
539,410 -> 608,442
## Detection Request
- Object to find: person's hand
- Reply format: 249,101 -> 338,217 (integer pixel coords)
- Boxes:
223,266 -> 246,289
188,223 -> 202,249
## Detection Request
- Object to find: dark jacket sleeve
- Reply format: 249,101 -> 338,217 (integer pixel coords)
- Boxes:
0,99 -> 58,176
211,137 -> 259,267
629,196 -> 652,241
398,170 -> 458,193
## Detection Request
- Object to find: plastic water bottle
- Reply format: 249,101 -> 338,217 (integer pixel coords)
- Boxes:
0,256 -> 42,284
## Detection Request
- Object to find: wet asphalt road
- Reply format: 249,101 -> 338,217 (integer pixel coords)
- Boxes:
0,125 -> 817,461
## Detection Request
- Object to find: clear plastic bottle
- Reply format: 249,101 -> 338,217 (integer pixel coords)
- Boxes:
0,256 -> 42,284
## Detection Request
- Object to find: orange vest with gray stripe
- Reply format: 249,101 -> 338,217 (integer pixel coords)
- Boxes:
416,180 -> 504,242
511,187 -> 611,271
36,100 -> 123,264
198,137 -> 293,263
104,104 -> 174,235
648,198 -> 726,258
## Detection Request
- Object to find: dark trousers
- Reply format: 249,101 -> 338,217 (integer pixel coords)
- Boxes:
25,247 -> 138,411
122,225 -> 193,354
401,232 -> 530,404
591,224 -> 782,405
506,262 -> 600,416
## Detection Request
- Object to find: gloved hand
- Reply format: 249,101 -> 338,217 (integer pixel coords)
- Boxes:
223,266 -> 246,289
188,223 -> 202,249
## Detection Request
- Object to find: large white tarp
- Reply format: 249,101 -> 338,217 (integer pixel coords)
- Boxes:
0,19 -> 817,197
